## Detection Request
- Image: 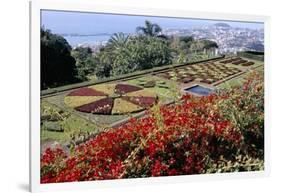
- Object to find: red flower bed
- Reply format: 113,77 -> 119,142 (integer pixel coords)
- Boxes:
122,96 -> 157,108
241,61 -> 255,66
68,87 -> 106,96
75,98 -> 114,114
41,72 -> 264,183
232,59 -> 248,65
115,84 -> 142,95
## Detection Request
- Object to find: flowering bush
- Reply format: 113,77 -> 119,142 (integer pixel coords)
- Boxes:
218,71 -> 264,158
41,72 -> 264,183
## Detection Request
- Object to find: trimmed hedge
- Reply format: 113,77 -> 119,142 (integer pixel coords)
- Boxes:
237,51 -> 264,61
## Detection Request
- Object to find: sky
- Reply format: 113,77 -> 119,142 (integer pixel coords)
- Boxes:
41,10 -> 264,35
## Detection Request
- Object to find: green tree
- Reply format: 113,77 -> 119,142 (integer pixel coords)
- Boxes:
136,20 -> 163,37
94,51 -> 113,78
72,47 -> 97,81
94,36 -> 172,78
41,28 -> 78,89
201,39 -> 218,50
107,32 -> 129,49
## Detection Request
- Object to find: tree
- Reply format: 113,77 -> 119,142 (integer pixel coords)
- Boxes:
136,20 -> 163,37
72,47 -> 97,80
41,28 -> 78,89
189,41 -> 205,53
179,36 -> 194,44
107,32 -> 129,49
201,39 -> 218,50
94,35 -> 172,78
94,51 -> 113,78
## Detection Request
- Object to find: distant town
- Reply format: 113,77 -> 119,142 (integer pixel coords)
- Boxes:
60,23 -> 264,55
164,23 -> 264,54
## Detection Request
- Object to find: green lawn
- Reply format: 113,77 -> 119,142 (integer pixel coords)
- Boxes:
127,75 -> 181,102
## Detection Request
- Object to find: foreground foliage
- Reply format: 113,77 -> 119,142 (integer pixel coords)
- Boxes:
41,28 -> 79,89
41,72 -> 264,183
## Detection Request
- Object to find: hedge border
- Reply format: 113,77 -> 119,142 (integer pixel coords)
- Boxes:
237,51 -> 264,61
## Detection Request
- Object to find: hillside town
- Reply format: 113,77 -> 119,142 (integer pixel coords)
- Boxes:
164,23 -> 264,54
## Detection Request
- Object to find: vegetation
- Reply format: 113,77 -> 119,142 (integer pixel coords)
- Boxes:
41,72 -> 264,183
169,35 -> 218,64
41,28 -> 79,89
94,35 -> 172,78
237,51 -> 264,61
136,20 -> 166,38
41,21 -> 221,90
41,101 -> 100,143
40,18 -> 264,182
71,47 -> 97,81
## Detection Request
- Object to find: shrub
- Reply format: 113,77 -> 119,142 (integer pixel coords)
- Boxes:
218,72 -> 264,157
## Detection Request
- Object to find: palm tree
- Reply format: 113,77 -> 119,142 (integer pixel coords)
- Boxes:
136,20 -> 163,37
108,32 -> 129,49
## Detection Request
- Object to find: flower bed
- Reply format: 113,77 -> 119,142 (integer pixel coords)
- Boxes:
41,72 -> 264,183
68,87 -> 106,96
157,63 -> 241,84
122,96 -> 157,108
65,83 -> 158,115
232,59 -> 248,65
75,98 -> 114,114
219,57 -> 241,64
64,96 -> 106,108
115,84 -> 142,95
112,98 -> 143,114
241,61 -> 255,66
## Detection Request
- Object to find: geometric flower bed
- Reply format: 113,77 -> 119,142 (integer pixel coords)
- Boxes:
220,57 -> 242,64
157,62 -> 242,84
41,72 -> 264,183
220,57 -> 255,66
241,61 -> 255,66
65,83 -> 157,115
